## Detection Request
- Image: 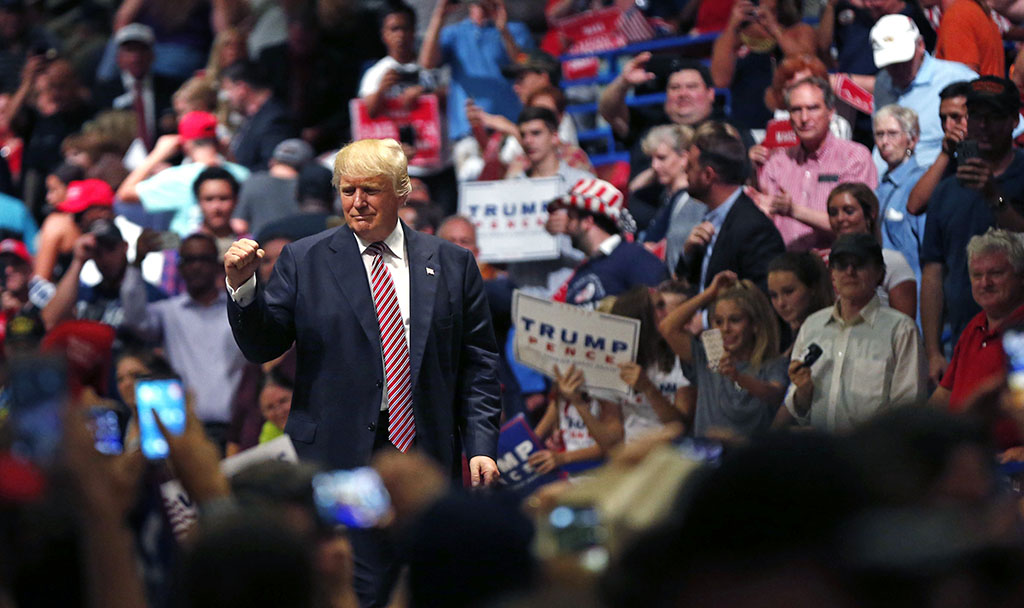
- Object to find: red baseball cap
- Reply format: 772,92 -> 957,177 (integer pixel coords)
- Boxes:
0,239 -> 31,264
58,179 -> 114,213
178,111 -> 218,141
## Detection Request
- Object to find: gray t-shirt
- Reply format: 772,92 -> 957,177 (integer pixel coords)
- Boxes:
233,172 -> 299,237
682,337 -> 789,438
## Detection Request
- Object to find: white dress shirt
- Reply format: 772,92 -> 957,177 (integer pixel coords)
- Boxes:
227,222 -> 412,411
784,296 -> 927,432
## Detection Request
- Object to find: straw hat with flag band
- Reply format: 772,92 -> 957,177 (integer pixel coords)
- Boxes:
548,178 -> 637,235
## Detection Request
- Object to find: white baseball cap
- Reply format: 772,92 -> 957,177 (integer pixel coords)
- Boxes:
114,23 -> 155,48
870,14 -> 920,69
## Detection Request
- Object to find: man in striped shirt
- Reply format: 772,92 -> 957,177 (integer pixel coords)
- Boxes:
755,77 -> 877,252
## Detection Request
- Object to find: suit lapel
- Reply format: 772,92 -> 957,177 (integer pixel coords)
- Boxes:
326,226 -> 379,345
404,224 -> 438,385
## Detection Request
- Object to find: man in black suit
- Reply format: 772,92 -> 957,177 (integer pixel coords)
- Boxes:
675,122 -> 785,294
91,24 -> 178,150
221,61 -> 298,171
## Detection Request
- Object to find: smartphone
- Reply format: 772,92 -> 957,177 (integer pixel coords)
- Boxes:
86,406 -> 123,455
673,436 -> 724,465
956,139 -> 979,162
7,355 -> 67,466
797,343 -> 823,369
1005,329 -> 1024,410
312,467 -> 391,529
135,376 -> 186,460
398,124 -> 417,147
547,505 -> 605,554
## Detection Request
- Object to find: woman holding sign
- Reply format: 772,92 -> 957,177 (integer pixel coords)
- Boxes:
659,271 -> 789,439
612,286 -> 696,440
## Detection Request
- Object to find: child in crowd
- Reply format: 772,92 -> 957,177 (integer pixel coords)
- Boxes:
659,271 -> 789,439
612,285 -> 693,440
528,363 -> 622,477
766,252 -> 834,428
767,251 -> 834,357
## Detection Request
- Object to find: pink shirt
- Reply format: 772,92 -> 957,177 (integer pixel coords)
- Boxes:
759,132 -> 877,251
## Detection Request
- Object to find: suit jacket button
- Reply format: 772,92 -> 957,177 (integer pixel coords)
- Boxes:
376,380 -> 383,388
368,423 -> 376,432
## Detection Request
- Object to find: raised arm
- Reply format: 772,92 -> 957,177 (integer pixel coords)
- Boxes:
815,0 -> 838,65
41,234 -> 93,330
709,2 -> 751,88
493,0 -> 523,64
553,364 -> 624,451
598,52 -> 654,139
116,134 -> 182,203
907,150 -> 953,215
659,270 -> 737,364
419,0 -> 451,69
225,238 -> 299,363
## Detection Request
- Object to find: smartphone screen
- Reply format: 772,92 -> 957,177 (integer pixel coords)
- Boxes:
547,506 -> 604,554
136,377 -> 186,459
86,406 -> 123,455
312,467 -> 391,529
1005,329 -> 1024,410
8,355 -> 67,466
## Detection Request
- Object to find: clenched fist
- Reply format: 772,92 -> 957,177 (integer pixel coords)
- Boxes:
224,238 -> 264,289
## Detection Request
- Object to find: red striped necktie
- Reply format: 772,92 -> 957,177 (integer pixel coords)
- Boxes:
365,241 -> 415,452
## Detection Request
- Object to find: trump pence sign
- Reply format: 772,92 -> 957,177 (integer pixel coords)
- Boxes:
459,176 -> 563,263
512,291 -> 640,399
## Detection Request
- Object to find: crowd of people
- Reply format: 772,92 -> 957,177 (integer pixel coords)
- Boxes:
7,0 -> 1024,606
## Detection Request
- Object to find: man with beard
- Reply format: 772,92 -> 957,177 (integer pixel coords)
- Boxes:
677,122 -> 785,294
546,178 -> 666,309
122,233 -> 248,448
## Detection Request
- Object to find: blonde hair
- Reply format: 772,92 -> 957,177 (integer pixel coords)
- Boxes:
173,76 -> 219,114
641,123 -> 694,156
710,280 -> 780,368
333,139 -> 412,198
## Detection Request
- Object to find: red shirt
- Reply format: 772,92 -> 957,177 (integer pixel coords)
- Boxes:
942,303 -> 1024,410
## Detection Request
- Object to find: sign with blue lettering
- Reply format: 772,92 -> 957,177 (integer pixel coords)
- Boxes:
459,177 -> 563,263
512,290 -> 640,399
496,414 -> 564,495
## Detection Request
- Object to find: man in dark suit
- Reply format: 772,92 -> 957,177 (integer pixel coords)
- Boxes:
91,24 -> 179,150
220,61 -> 298,171
225,139 -> 501,605
675,122 -> 785,294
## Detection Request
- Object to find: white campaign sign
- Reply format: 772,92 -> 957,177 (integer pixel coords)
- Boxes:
459,177 -> 563,263
512,290 -> 640,399
219,435 -> 299,478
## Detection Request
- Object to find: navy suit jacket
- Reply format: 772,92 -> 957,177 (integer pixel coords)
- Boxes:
227,222 -> 502,477
676,193 -> 785,293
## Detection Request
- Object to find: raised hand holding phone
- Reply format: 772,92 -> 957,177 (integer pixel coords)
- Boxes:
136,376 -> 186,460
